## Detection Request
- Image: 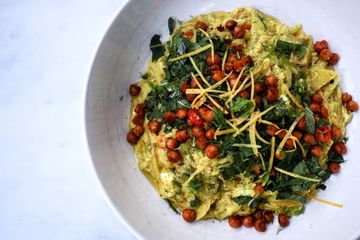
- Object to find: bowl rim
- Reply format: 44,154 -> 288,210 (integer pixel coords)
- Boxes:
84,0 -> 143,239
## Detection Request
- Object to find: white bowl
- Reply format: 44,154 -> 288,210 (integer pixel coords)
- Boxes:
86,0 -> 360,239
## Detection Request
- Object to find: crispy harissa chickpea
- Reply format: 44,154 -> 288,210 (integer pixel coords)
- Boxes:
296,117 -> 306,131
329,53 -> 340,65
175,129 -> 190,143
206,53 -> 221,66
309,102 -> 320,113
239,90 -> 250,99
228,215 -> 242,228
180,81 -> 190,94
331,126 -> 342,140
254,219 -> 267,232
292,131 -> 302,140
132,125 -> 144,137
303,133 -> 316,145
265,74 -> 278,86
232,25 -> 245,39
242,215 -> 254,228
346,100 -> 359,112
176,108 -> 188,119
253,210 -> 263,219
266,125 -> 279,136
254,82 -> 264,93
329,162 -> 341,174
341,92 -> 352,102
191,77 -> 202,88
263,211 -> 274,223
253,164 -> 261,175
196,136 -> 208,150
319,49 -> 332,61
163,112 -> 176,123
225,20 -> 237,30
134,103 -> 146,116
132,114 -> 144,126
320,106 -> 329,118
334,142 -> 347,155
227,54 -> 238,63
148,120 -> 161,134
205,144 -> 220,159
166,138 -> 179,150
195,21 -> 208,31
314,40 -> 328,54
212,70 -> 225,82
127,131 -> 139,144
167,150 -> 181,163
255,184 -> 265,194
182,209 -> 196,223
224,62 -> 233,73
311,145 -> 322,157
129,84 -> 141,96
311,93 -> 323,104
265,86 -> 278,104
192,126 -> 205,138
203,110 -> 214,123
278,214 -> 290,227
205,129 -> 215,140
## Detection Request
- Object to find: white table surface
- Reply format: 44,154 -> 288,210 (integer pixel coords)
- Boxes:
0,0 -> 136,239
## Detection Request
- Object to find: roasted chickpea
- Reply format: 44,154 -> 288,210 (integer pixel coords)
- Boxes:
241,55 -> 254,66
309,102 -> 321,113
127,131 -> 139,144
346,100 -> 359,112
320,106 -> 329,118
275,151 -> 285,160
241,23 -> 252,30
265,86 -> 278,104
199,106 -> 209,118
277,130 -> 286,139
196,136 -> 208,150
163,112 -> 176,123
242,215 -> 254,228
212,70 -> 225,82
334,142 -> 347,155
313,114 -> 321,122
176,108 -> 188,119
254,219 -> 266,232
341,92 -> 352,102
195,21 -> 208,31
192,126 -> 205,138
303,133 -> 316,145
253,210 -> 263,219
186,93 -> 197,102
148,120 -> 161,134
182,209 -> 196,223
311,94 -> 323,104
228,76 -> 241,90
265,75 -> 278,86
186,118 -> 194,127
175,129 -> 190,143
314,40 -> 329,54
329,53 -> 340,65
278,214 -> 289,227
266,125 -> 279,136
228,215 -> 242,228
227,54 -> 238,63
254,95 -> 261,108
205,129 -> 215,140
311,145 -> 322,157
255,184 -> 265,194
225,20 -> 237,30
132,125 -> 145,137
233,59 -> 244,72
319,49 -> 333,61
232,25 -> 245,39
263,211 -> 274,223
134,103 -> 146,116
190,76 -> 203,88
296,117 -> 306,131
183,31 -> 194,39
132,114 -> 145,126
329,162 -> 341,174
206,53 -> 221,66
203,110 -> 214,123
180,81 -> 190,94
166,138 -> 179,150
232,44 -> 242,52
239,90 -> 250,99
285,139 -> 295,148
129,84 -> 141,96
205,144 -> 220,159
331,126 -> 342,140
167,150 -> 182,163
254,82 -> 264,93
224,62 -> 233,73
292,131 -> 302,140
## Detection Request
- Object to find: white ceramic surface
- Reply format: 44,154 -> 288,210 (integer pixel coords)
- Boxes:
86,0 -> 360,239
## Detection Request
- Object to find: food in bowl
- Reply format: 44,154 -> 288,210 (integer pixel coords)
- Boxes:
126,7 -> 358,232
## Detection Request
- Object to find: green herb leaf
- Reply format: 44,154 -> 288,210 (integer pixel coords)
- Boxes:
232,196 -> 257,208
274,40 -> 306,58
190,198 -> 200,208
187,178 -> 202,194
304,103 -> 315,134
168,17 -> 176,35
150,34 -> 165,61
213,108 -> 226,129
232,97 -> 255,117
